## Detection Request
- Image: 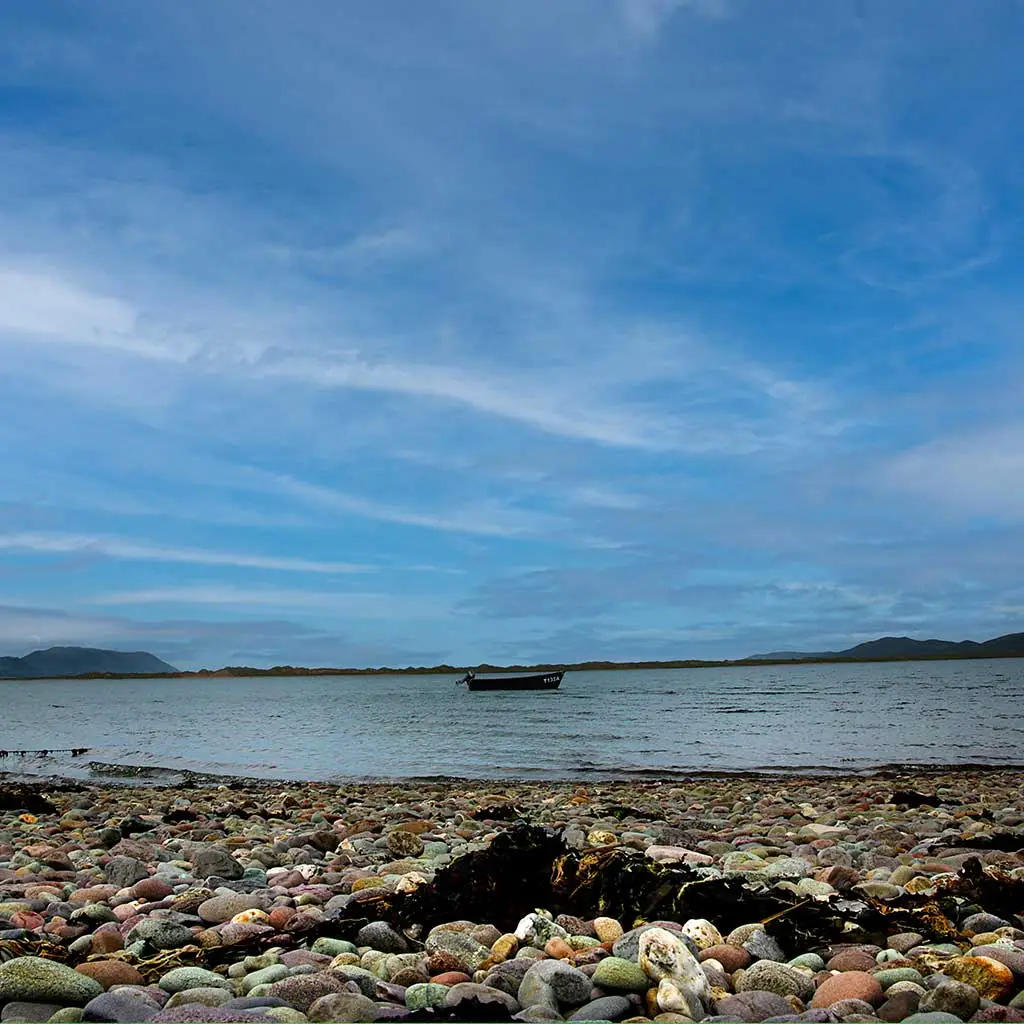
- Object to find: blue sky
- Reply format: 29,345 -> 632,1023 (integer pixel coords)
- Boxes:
1,1 -> 1023,669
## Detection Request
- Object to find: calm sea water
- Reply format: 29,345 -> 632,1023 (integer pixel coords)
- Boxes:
1,659 -> 1022,783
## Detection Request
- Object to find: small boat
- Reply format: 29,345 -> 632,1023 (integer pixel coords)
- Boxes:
458,670 -> 564,691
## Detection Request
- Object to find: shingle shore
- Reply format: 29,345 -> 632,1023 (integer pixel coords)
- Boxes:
1,770 -> 1023,1024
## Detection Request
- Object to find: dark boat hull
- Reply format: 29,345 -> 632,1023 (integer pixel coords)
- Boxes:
465,671 -> 563,691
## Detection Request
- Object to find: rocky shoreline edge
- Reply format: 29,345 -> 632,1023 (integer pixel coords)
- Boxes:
2,769 -> 1023,1024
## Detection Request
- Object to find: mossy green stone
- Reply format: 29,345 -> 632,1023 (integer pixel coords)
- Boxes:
569,935 -> 601,950
164,988 -> 233,1009
311,937 -> 358,957
591,956 -> 650,992
384,953 -> 427,979
47,1011 -> 84,1023
788,953 -> 825,972
242,965 -> 291,992
264,1009 -> 307,1023
158,967 -> 234,993
874,967 -> 925,989
405,983 -> 449,1010
0,958 -> 103,1007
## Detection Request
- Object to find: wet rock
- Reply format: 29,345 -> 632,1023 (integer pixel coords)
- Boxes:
810,972 -> 883,1008
81,990 -> 162,1023
157,968 -> 234,994
942,956 -> 1014,1001
190,847 -> 243,881
518,959 -> 591,1010
917,980 -> 979,1020
442,981 -> 520,1015
736,962 -> 815,1001
715,990 -> 795,1022
306,992 -> 378,1022
0,1001 -> 69,1023
0,959 -> 103,1007
567,995 -> 632,1021
591,957 -> 649,992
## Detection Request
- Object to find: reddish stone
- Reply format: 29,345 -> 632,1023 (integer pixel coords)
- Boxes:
76,960 -> 145,989
430,971 -> 472,986
811,971 -> 884,1008
544,937 -> 574,959
69,884 -> 119,903
426,951 -> 468,975
91,930 -> 125,954
815,865 -> 861,890
826,950 -> 878,972
699,944 -> 751,972
267,906 -> 297,929
9,911 -> 45,930
132,877 -> 173,902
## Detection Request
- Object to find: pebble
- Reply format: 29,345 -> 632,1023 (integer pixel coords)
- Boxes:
1,772 -> 1023,1024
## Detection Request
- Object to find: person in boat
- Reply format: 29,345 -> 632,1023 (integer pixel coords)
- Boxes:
460,670 -> 476,684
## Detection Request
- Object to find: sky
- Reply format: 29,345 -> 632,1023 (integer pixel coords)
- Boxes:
1,1 -> 1023,670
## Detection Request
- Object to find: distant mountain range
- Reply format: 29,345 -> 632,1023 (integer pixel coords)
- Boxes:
750,631 -> 1024,662
0,646 -> 178,679
2,633 -> 1023,681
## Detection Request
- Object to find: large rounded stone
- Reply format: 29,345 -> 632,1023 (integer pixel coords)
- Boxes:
943,956 -> 1015,1001
404,983 -> 449,1011
811,971 -> 884,1008
0,958 -> 103,1007
699,944 -> 751,972
355,921 -> 408,954
266,973 -> 351,1013
126,920 -> 196,951
306,992 -> 378,1022
918,980 -> 980,1020
735,961 -> 815,1001
423,931 -> 490,972
197,895 -> 263,925
75,962 -> 145,991
81,990 -> 162,1022
518,960 -> 591,1010
638,926 -> 712,1018
715,990 -> 794,1022
591,956 -> 649,992
190,846 -> 243,881
104,857 -> 149,890
442,982 -> 519,1015
567,995 -> 632,1021
158,968 -> 234,994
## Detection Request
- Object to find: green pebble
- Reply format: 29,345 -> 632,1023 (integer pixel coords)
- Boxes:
877,949 -> 904,963
242,965 -> 291,992
874,967 -> 924,989
788,953 -> 825,972
591,956 -> 650,993
405,983 -> 450,1010
47,1012 -> 83,1023
311,937 -> 357,957
264,1009 -> 307,1022
158,967 -> 234,994
569,935 -> 602,950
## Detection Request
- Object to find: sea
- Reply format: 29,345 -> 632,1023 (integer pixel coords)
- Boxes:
1,658 -> 1022,784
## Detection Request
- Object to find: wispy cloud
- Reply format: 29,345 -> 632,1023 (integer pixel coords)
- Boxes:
0,533 -> 372,574
89,583 -> 453,620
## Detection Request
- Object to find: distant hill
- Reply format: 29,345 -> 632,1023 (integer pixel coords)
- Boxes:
0,646 -> 178,679
750,631 -> 1024,662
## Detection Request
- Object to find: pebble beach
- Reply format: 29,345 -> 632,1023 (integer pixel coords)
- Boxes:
2,770 -> 1024,1024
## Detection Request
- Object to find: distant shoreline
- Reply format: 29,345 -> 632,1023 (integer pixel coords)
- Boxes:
3,648 -> 1024,681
